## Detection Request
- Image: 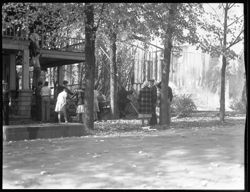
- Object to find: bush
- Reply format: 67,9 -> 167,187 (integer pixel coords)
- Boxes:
171,94 -> 197,118
229,99 -> 246,113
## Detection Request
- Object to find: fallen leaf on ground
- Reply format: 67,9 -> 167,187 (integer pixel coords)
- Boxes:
40,171 -> 50,175
92,154 -> 101,158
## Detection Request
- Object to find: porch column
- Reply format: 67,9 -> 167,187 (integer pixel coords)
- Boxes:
9,53 -> 16,91
57,65 -> 64,85
22,49 -> 30,90
18,49 -> 32,117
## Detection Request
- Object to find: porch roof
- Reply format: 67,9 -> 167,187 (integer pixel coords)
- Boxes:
2,36 -> 85,68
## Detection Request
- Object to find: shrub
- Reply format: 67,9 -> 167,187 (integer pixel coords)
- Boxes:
229,99 -> 246,113
171,94 -> 197,118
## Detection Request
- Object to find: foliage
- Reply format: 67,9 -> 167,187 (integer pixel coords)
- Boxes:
198,3 -> 244,122
137,3 -> 203,125
229,99 -> 246,113
171,94 -> 197,118
197,3 -> 244,60
139,3 -> 204,47
2,3 -> 84,41
203,57 -> 221,93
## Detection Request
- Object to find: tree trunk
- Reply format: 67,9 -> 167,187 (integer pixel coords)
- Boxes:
110,31 -> 118,119
160,3 -> 176,127
220,3 -> 228,122
84,3 -> 96,129
220,58 -> 226,122
160,41 -> 172,126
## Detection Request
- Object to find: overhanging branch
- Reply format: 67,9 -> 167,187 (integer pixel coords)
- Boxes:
94,3 -> 105,32
226,30 -> 243,50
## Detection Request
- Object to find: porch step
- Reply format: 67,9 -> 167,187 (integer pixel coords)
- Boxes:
9,116 -> 38,125
3,123 -> 89,141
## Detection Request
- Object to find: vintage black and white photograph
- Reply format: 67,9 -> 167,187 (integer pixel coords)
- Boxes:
2,3 -> 246,189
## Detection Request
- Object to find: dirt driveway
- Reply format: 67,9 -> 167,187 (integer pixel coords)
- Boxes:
2,114 -> 245,189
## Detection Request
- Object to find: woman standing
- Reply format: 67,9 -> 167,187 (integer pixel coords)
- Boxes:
41,81 -> 51,122
137,81 -> 153,127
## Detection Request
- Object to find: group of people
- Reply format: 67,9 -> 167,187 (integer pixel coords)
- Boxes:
33,80 -> 108,124
5,77 -> 171,126
137,79 -> 173,126
34,80 -> 70,123
54,82 -> 107,123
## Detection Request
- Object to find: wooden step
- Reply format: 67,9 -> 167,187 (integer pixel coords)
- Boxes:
3,123 -> 89,141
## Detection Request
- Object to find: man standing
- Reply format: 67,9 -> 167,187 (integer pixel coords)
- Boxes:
29,26 -> 41,89
118,86 -> 133,118
41,81 -> 51,122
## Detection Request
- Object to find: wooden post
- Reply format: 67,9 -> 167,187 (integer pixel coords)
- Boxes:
22,49 -> 30,90
9,54 -> 16,91
154,50 -> 158,81
18,48 -> 32,117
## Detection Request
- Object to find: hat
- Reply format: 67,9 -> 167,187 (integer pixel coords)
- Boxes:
156,82 -> 161,88
141,81 -> 150,88
63,80 -> 68,85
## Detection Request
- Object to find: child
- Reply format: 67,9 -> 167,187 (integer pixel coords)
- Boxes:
55,88 -> 68,123
71,86 -> 85,123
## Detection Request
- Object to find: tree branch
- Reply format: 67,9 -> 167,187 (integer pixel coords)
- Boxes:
130,34 -> 164,50
94,3 -> 105,32
226,29 -> 243,50
214,30 -> 223,48
227,15 -> 243,28
206,3 -> 224,27
228,3 -> 235,9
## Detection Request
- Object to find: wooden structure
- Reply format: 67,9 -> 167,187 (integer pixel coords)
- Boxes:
2,31 -> 85,119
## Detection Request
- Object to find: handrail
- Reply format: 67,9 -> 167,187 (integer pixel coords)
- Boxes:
40,35 -> 85,52
2,28 -> 28,40
2,28 -> 85,52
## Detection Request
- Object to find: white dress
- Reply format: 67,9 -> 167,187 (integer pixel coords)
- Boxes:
55,91 -> 67,112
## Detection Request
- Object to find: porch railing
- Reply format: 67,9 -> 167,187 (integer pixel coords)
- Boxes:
40,35 -> 84,52
2,27 -> 84,52
2,26 -> 28,40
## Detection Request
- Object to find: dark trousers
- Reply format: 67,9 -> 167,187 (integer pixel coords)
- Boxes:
3,102 -> 9,125
41,96 -> 50,122
149,106 -> 157,125
97,102 -> 105,120
118,102 -> 128,118
36,97 -> 42,121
